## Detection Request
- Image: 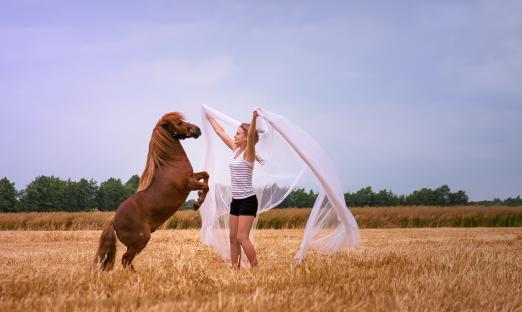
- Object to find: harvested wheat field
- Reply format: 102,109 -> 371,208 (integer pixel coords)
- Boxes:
1,228 -> 521,311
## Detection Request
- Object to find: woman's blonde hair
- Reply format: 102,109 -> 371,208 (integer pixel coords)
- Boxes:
237,123 -> 264,164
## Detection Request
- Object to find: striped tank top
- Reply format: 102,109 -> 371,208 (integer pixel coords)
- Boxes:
229,151 -> 255,199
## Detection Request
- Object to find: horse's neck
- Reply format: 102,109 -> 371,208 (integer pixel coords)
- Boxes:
169,140 -> 189,162
158,141 -> 193,182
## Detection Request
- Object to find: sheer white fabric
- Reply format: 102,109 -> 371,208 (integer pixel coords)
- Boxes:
199,105 -> 360,265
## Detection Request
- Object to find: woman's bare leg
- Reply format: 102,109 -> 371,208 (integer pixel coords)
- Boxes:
229,215 -> 240,268
237,216 -> 257,267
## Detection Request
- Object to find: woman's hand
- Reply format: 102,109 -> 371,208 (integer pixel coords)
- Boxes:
253,111 -> 259,118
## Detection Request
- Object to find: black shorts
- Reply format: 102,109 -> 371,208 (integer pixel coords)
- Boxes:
230,195 -> 258,216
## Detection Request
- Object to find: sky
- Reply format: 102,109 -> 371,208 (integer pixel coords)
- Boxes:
0,0 -> 521,201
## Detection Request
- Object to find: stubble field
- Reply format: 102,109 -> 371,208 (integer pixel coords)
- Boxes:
1,227 -> 521,311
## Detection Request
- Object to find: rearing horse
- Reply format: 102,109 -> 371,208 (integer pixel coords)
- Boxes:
93,112 -> 209,271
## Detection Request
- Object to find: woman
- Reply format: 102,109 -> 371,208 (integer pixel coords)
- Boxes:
207,110 -> 261,268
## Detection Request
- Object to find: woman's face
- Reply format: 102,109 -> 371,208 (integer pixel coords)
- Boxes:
234,127 -> 247,146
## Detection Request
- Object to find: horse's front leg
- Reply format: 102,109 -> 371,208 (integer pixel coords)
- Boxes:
187,171 -> 209,210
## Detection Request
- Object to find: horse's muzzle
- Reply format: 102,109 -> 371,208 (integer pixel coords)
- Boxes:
191,127 -> 201,138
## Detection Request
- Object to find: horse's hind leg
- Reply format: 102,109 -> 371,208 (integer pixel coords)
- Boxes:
120,229 -> 151,270
122,247 -> 139,271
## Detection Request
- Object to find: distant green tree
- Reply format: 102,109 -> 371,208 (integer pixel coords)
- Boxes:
406,187 -> 438,205
434,185 -> 451,205
96,178 -> 130,211
405,185 -> 469,206
18,176 -> 67,211
0,177 -> 18,212
125,174 -> 140,194
76,178 -> 99,211
61,178 -> 98,211
304,189 -> 317,207
448,190 -> 469,205
350,186 -> 376,207
278,188 -> 317,208
344,192 -> 351,206
62,179 -> 79,212
345,187 -> 401,207
374,189 -> 400,206
504,195 -> 522,206
398,194 -> 407,205
474,198 -> 504,206
182,199 -> 196,210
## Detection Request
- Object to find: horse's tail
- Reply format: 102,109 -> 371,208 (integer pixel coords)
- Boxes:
92,222 -> 117,271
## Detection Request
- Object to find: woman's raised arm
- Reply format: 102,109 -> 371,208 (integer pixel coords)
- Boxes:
244,111 -> 258,163
207,116 -> 235,150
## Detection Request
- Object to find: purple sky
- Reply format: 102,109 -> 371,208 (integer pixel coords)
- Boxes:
1,1 -> 521,200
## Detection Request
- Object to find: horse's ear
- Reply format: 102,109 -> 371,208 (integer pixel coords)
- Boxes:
160,122 -> 171,131
159,120 -> 171,129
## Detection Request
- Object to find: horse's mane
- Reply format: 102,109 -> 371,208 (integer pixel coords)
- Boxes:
137,112 -> 185,192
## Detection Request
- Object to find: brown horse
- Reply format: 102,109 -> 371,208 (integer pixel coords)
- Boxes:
92,112 -> 209,271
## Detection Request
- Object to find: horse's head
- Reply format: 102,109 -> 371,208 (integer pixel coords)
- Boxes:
138,112 -> 201,192
159,112 -> 201,140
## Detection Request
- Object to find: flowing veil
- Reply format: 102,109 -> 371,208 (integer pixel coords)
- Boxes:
199,105 -> 360,266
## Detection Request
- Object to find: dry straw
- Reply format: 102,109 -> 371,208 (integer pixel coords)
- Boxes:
0,228 -> 521,311
1,206 -> 521,230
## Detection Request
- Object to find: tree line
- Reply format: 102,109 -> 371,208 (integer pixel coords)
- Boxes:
0,176 -> 520,212
267,185 -> 521,208
277,185 -> 470,208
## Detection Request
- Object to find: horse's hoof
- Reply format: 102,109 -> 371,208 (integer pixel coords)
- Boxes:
192,202 -> 200,210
